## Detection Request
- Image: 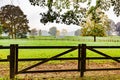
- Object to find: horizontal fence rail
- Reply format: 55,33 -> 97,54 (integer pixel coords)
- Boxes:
1,57 -> 120,62
1,45 -> 120,49
18,46 -> 77,49
0,44 -> 120,79
87,46 -> 120,48
0,46 -> 10,49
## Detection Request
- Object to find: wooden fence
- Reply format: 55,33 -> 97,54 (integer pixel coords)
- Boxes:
0,44 -> 120,79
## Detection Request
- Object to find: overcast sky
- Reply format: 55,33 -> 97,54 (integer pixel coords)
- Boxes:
0,0 -> 120,31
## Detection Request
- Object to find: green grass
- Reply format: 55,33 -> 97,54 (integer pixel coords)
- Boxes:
0,39 -> 120,46
0,38 -> 120,79
30,36 -> 120,42
0,38 -> 120,59
0,36 -> 120,60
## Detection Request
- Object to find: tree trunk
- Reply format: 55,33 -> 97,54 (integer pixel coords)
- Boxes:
94,36 -> 96,42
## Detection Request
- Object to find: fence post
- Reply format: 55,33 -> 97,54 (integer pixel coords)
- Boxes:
78,44 -> 81,71
15,44 -> 18,74
80,44 -> 86,77
10,44 -> 17,79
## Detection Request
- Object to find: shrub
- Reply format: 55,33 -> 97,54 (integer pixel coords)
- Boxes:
0,36 -> 10,39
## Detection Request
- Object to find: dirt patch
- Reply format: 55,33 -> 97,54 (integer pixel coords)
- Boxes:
0,61 -> 120,79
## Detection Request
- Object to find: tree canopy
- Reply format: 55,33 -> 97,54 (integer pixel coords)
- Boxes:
75,29 -> 81,36
48,26 -> 57,36
30,28 -> 38,36
81,8 -> 110,36
116,22 -> 120,36
29,0 -> 120,25
0,5 -> 30,39
29,0 -> 87,25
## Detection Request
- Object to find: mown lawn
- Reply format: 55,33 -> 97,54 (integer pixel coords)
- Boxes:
0,38 -> 120,79
0,38 -> 120,46
0,39 -> 120,59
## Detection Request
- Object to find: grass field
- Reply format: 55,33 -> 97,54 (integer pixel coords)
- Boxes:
29,36 -> 120,42
0,37 -> 120,79
0,38 -> 120,59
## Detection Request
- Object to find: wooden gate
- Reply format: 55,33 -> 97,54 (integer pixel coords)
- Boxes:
3,44 -> 120,79
9,44 -> 82,79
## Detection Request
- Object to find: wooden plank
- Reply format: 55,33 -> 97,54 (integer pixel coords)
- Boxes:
86,68 -> 120,71
18,46 -> 77,49
17,57 -> 79,61
86,57 -> 120,60
15,44 -> 18,74
78,44 -> 81,71
80,44 -> 86,77
0,46 -> 10,49
17,69 -> 78,74
0,59 -> 8,62
10,44 -> 16,79
87,46 -> 120,48
1,57 -> 118,62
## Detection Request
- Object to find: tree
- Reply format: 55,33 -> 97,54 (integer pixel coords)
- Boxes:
48,27 -> 57,36
29,0 -> 120,25
30,28 -> 38,36
111,0 -> 120,16
61,29 -> 67,37
86,0 -> 120,16
56,30 -> 60,37
107,19 -> 117,36
29,0 -> 87,25
38,29 -> 42,36
0,25 -> 2,36
81,7 -> 110,41
116,22 -> 120,36
28,0 -> 119,41
75,29 -> 81,36
0,5 -> 29,39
